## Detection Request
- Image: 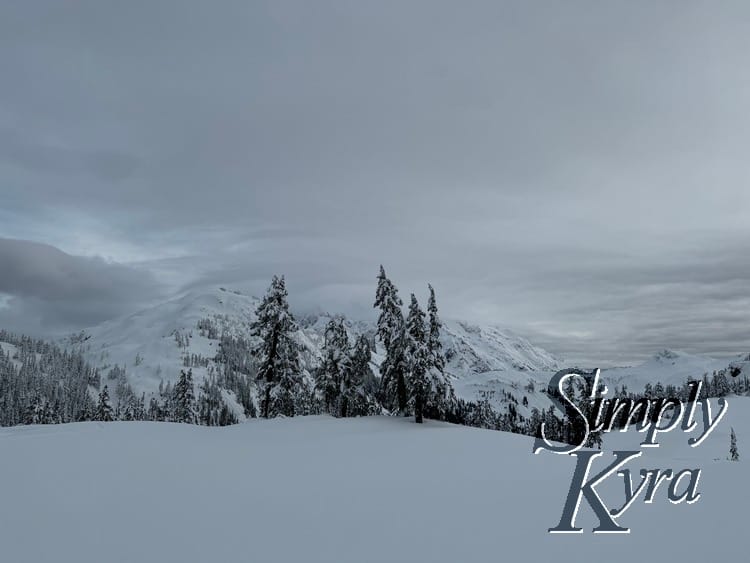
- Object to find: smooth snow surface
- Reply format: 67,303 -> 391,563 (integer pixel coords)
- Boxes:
2,399 -> 748,562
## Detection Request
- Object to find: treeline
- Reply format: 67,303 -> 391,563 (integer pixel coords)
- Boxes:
0,331 -> 242,427
0,330 -> 100,425
524,367 -> 750,450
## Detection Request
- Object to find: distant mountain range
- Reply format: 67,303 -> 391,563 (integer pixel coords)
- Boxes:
44,286 -> 747,421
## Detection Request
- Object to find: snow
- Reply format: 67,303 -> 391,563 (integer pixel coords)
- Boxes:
452,368 -> 555,417
1,399 -> 748,562
0,341 -> 21,369
64,286 -> 562,404
49,286 -> 750,424
441,319 -> 560,374
66,288 -> 262,396
599,349 -> 730,391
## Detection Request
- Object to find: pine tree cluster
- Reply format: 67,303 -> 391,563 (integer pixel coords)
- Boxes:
372,267 -> 458,423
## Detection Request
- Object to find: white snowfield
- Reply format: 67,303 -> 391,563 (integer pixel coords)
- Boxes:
1,398 -> 747,563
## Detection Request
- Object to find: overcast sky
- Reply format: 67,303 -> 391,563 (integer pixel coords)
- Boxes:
1,1 -> 749,365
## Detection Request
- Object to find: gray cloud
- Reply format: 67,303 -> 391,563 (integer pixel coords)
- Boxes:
0,129 -> 138,182
0,238 -> 164,333
1,1 -> 749,363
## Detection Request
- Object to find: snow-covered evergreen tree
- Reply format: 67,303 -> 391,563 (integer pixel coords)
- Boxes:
427,284 -> 444,373
250,275 -> 304,418
374,265 -> 403,353
95,385 -> 114,422
730,427 -> 739,461
406,294 -> 428,423
424,284 -> 457,420
173,369 -> 197,423
197,376 -> 238,426
340,334 -> 377,417
374,266 -> 408,414
316,317 -> 350,415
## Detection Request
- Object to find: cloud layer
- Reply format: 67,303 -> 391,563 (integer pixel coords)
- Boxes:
1,2 -> 750,364
0,238 -> 163,334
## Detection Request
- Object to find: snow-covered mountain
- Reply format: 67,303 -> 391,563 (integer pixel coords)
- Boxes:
599,349 -> 748,392
56,286 -> 750,421
60,287 -> 559,411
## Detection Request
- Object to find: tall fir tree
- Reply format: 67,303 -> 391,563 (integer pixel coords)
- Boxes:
730,427 -> 739,461
427,284 -> 445,373
173,369 -> 197,423
424,284 -> 457,420
406,294 -> 429,423
250,275 -> 304,418
95,385 -> 114,422
374,266 -> 408,414
341,334 -> 377,416
316,317 -> 350,415
374,265 -> 403,353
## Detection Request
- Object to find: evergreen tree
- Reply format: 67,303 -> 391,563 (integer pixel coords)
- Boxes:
250,275 -> 304,418
95,385 -> 114,422
197,376 -> 238,426
712,372 -> 731,397
374,265 -> 403,353
374,266 -> 408,414
173,369 -> 197,423
424,284 -> 457,420
730,427 -> 739,461
341,334 -> 377,416
406,294 -> 428,423
316,318 -> 350,415
427,284 -> 445,373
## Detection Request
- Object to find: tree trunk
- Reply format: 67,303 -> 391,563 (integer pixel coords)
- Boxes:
397,371 -> 408,414
340,396 -> 348,418
415,393 -> 423,424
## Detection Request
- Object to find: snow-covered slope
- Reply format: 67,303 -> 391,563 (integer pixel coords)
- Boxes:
55,286 -> 748,421
1,400 -> 747,563
65,286 -> 561,404
0,341 -> 22,370
600,349 -> 737,392
67,288 -> 262,396
441,320 -> 559,374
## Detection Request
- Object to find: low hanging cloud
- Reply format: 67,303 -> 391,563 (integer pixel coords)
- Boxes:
0,238 -> 164,335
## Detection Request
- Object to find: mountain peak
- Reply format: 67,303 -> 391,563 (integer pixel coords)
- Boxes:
66,287 -> 560,400
652,349 -> 681,361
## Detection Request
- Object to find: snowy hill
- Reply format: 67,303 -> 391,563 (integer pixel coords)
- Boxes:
62,287 -> 561,409
66,288 -> 263,396
599,349 -> 739,392
440,320 -> 559,373
49,286 -> 750,422
1,400 -> 747,563
2,286 -> 746,427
